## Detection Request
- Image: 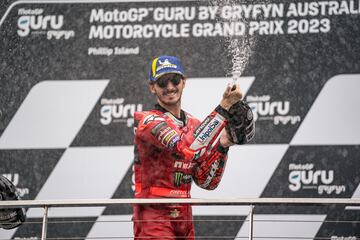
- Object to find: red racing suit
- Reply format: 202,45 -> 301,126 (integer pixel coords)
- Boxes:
133,104 -> 230,239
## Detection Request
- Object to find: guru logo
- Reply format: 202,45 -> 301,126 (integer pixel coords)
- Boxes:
289,169 -> 334,191
100,98 -> 143,127
288,163 -> 346,195
17,9 -> 75,40
246,95 -> 301,125
17,15 -> 64,37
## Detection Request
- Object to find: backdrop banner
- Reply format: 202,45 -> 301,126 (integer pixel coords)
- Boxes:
0,0 -> 359,239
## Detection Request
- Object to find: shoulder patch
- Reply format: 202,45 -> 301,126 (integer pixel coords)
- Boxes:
150,122 -> 167,136
143,114 -> 165,125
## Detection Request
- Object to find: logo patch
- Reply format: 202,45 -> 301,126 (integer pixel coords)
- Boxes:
194,116 -> 212,138
157,58 -> 177,72
143,114 -> 165,125
151,122 -> 167,136
174,171 -> 192,187
197,119 -> 220,143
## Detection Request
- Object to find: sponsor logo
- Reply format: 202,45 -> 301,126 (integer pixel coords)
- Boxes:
1,173 -> 30,198
17,8 -> 75,39
169,189 -> 188,196
163,130 -> 177,144
246,95 -> 301,125
168,135 -> 180,148
197,119 -> 220,143
157,59 -> 177,71
174,172 -> 184,187
331,236 -> 357,240
161,130 -> 179,148
150,122 -> 167,136
151,123 -> 179,148
157,126 -> 172,140
100,98 -> 143,127
288,163 -> 346,195
201,160 -> 219,188
247,108 -> 254,121
143,114 -> 165,125
174,161 -> 195,169
182,174 -> 192,184
194,116 -> 212,137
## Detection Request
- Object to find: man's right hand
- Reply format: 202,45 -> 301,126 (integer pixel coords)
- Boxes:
220,83 -> 243,111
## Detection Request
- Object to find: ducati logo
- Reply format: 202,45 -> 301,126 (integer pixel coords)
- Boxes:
169,209 -> 180,218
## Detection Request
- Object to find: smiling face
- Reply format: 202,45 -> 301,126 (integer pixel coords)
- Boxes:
149,73 -> 186,108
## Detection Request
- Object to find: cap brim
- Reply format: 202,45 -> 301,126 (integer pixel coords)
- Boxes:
152,71 -> 185,82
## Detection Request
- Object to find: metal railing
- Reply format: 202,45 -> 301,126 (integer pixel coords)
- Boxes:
1,198 -> 359,240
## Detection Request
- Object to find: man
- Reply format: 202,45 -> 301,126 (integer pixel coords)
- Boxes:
133,55 -> 252,239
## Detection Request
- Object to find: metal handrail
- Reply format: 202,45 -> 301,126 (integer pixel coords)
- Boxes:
1,197 -> 360,208
1,198 -> 359,240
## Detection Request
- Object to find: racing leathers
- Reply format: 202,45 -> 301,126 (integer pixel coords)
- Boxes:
133,104 -> 230,239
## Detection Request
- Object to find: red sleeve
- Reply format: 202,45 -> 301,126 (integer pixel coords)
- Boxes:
192,141 -> 229,190
135,105 -> 230,160
135,111 -> 181,150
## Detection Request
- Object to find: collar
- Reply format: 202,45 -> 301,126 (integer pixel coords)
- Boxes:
155,104 -> 187,127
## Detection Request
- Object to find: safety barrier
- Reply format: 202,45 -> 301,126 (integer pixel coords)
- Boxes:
0,198 -> 359,240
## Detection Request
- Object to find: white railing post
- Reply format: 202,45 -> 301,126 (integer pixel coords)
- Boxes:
41,206 -> 49,240
248,205 -> 254,240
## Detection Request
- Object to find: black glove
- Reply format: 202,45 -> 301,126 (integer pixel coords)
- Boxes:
0,176 -> 26,230
225,100 -> 255,144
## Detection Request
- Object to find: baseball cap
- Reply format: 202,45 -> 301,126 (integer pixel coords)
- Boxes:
149,55 -> 185,82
